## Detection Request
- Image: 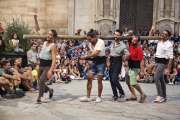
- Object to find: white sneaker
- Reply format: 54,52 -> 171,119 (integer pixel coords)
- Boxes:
0,95 -> 6,101
168,82 -> 172,85
96,97 -> 102,103
154,96 -> 164,103
79,96 -> 91,102
103,77 -> 106,80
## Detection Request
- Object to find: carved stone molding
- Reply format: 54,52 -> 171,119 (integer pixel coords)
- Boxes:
100,24 -> 111,36
159,0 -> 164,17
159,21 -> 174,33
171,0 -> 175,17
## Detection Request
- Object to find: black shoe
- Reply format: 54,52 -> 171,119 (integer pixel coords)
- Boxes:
49,89 -> 54,99
109,96 -> 118,101
36,99 -> 41,104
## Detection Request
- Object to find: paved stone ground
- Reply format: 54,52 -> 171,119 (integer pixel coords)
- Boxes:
0,80 -> 180,120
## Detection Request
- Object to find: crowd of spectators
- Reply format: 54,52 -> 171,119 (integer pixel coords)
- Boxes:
0,22 -> 180,100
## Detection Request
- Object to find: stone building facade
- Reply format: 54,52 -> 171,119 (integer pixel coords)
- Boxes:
0,0 -> 180,36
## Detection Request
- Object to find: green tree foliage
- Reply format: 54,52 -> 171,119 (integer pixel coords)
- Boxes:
4,15 -> 32,52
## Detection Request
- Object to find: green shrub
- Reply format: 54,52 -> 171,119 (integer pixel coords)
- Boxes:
4,15 -> 32,52
5,44 -> 16,52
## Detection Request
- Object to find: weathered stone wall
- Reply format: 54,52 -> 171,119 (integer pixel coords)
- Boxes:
0,0 -> 68,35
153,0 -> 180,34
74,0 -> 95,35
1,0 -> 180,36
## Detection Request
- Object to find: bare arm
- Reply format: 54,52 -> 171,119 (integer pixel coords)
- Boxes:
149,24 -> 155,36
86,50 -> 101,58
50,45 -> 57,71
69,67 -> 78,77
1,73 -> 19,80
140,60 -> 144,72
34,15 -> 42,35
167,59 -> 173,71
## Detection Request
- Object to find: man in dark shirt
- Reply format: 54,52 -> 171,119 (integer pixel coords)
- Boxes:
141,30 -> 149,45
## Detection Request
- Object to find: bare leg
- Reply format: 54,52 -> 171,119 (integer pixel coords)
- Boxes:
54,74 -> 58,83
21,80 -> 35,91
1,79 -> 14,94
14,80 -> 21,88
97,75 -> 103,98
133,84 -> 145,97
127,84 -> 136,98
172,78 -> 175,84
87,72 -> 95,98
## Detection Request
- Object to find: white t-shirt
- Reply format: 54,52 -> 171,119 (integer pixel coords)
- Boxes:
84,39 -> 105,56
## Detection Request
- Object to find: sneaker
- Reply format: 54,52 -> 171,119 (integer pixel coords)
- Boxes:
154,96 -> 164,103
36,99 -> 41,104
168,82 -> 171,85
15,89 -> 24,95
0,95 -> 6,101
49,89 -> 54,99
139,94 -> 147,103
118,94 -> 125,102
163,98 -> 167,102
96,97 -> 102,103
79,96 -> 91,102
126,97 -> 137,101
109,96 -> 118,101
2,94 -> 16,99
103,77 -> 106,80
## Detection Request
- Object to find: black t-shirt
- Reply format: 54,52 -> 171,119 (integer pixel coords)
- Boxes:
65,47 -> 69,52
74,40 -> 79,46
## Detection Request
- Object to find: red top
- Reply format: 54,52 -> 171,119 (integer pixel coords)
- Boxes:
128,40 -> 143,61
177,68 -> 180,73
0,28 -> 4,31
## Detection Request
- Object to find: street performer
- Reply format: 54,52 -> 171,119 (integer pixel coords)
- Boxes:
79,29 -> 106,103
106,29 -> 129,102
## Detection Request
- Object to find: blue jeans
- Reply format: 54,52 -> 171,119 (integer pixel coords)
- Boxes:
104,71 -> 109,79
83,67 -> 89,76
109,64 -> 125,96
89,62 -> 106,75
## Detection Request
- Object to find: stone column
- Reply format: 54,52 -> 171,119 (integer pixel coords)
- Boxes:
94,0 -> 98,30
171,0 -> 175,18
159,0 -> 164,18
115,0 -> 120,30
46,0 -> 52,29
110,0 -> 114,16
100,0 -> 104,16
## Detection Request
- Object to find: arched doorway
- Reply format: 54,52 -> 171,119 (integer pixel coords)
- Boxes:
119,0 -> 153,34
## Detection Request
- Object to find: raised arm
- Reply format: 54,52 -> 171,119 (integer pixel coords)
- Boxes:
149,24 -> 155,36
34,15 -> 42,35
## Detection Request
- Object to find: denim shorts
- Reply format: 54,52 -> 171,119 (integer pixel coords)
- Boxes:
89,62 -> 106,75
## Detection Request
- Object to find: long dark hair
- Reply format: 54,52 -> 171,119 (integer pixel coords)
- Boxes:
11,33 -> 18,39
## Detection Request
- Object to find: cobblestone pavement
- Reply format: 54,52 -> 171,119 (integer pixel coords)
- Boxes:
0,80 -> 180,120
